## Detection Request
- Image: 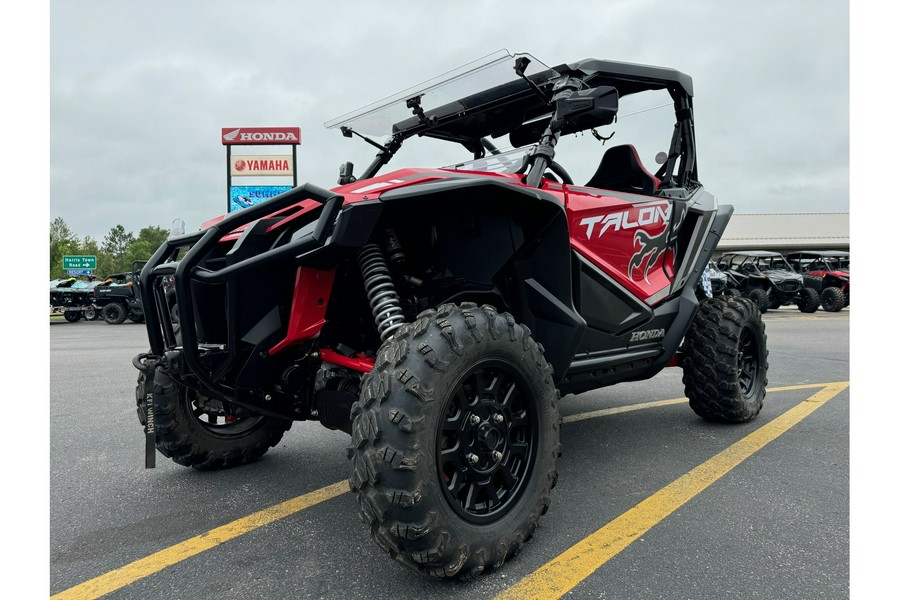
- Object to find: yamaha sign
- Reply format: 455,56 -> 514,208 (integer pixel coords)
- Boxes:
221,127 -> 301,145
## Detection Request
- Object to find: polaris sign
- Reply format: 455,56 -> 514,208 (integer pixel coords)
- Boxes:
221,127 -> 301,145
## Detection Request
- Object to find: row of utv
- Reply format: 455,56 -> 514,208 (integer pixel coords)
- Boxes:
49,261 -> 147,324
705,250 -> 849,313
53,250 -> 849,324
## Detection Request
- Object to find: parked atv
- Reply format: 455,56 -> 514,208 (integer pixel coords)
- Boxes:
94,261 -> 147,324
717,250 -> 818,314
786,250 -> 849,312
132,51 -> 768,580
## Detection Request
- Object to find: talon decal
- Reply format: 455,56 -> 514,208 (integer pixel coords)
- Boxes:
628,229 -> 669,282
579,200 -> 670,239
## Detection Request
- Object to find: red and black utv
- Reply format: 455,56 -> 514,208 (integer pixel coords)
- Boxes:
132,50 -> 767,580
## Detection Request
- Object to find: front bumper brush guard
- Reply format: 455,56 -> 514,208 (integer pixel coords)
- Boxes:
138,183 -> 344,403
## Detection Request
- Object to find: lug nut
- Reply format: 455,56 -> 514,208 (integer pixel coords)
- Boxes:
467,453 -> 479,465
491,450 -> 502,461
470,415 -> 481,425
493,414 -> 504,424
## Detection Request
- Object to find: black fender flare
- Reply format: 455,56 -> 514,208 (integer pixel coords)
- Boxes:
333,177 -> 587,380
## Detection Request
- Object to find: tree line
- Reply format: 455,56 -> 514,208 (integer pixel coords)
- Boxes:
49,217 -> 170,280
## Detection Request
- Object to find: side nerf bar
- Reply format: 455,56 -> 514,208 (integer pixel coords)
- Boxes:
139,183 -> 344,400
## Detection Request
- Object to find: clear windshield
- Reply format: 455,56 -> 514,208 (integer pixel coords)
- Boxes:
325,50 -> 554,137
441,146 -> 531,175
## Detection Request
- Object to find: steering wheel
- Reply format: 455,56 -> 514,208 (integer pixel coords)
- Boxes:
547,161 -> 574,185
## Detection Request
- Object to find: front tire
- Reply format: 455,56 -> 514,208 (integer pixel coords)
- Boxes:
682,296 -> 769,423
64,310 -> 82,323
102,302 -> 127,324
746,288 -> 769,314
136,369 -> 291,470
349,303 -> 560,580
797,287 -> 820,313
820,287 -> 845,312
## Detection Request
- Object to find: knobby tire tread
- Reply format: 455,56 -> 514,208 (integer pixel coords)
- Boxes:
348,303 -> 560,580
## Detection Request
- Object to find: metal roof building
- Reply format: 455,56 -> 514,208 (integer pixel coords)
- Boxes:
716,213 -> 849,254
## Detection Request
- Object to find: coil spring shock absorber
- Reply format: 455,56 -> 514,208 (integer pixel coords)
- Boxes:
358,244 -> 405,341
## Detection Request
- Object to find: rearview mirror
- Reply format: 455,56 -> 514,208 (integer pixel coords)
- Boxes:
555,86 -> 618,128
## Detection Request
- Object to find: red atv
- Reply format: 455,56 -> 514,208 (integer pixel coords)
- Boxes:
133,51 -> 768,580
786,250 -> 850,312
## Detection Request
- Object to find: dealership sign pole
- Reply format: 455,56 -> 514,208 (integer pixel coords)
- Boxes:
221,127 -> 301,212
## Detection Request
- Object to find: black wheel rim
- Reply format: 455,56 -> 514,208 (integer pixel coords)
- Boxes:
437,359 -> 539,525
185,389 -> 265,437
738,327 -> 760,396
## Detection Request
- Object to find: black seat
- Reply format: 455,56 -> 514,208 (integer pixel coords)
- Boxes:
585,144 -> 659,195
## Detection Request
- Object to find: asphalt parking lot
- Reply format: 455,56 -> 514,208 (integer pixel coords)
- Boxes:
49,308 -> 849,599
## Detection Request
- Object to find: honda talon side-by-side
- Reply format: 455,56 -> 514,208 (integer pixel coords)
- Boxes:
132,50 -> 768,580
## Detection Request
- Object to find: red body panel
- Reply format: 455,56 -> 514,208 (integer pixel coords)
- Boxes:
807,269 -> 850,292
808,269 -> 849,280
566,188 -> 673,302
268,267 -> 336,355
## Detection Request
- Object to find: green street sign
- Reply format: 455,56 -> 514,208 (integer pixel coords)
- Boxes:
63,255 -> 97,270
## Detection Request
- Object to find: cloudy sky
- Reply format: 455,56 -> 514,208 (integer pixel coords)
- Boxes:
45,0 -> 850,242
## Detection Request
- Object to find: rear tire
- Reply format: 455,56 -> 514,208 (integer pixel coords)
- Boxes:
682,296 -> 768,423
349,303 -> 560,580
136,369 -> 291,470
102,302 -> 127,324
821,287 -> 845,312
797,287 -> 820,313
64,310 -> 82,323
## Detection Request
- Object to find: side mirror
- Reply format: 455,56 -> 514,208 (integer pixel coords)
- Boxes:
338,161 -> 356,185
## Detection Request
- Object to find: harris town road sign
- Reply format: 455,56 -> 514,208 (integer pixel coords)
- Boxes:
63,255 -> 97,270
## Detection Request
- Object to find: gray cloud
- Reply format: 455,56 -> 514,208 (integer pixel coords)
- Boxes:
50,0 -> 849,241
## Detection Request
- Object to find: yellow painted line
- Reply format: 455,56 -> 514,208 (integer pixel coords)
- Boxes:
51,481 -> 349,600
52,381 -> 847,599
562,381 -> 842,424
495,381 -> 849,600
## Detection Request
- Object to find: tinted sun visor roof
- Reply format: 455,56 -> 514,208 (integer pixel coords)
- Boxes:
325,50 -> 556,139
